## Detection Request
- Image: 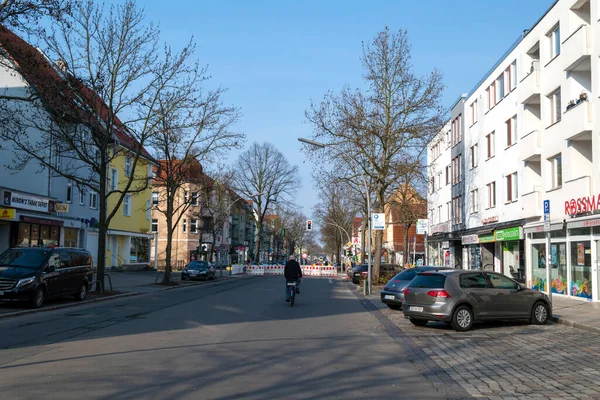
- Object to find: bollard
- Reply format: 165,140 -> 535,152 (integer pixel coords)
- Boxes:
363,279 -> 367,295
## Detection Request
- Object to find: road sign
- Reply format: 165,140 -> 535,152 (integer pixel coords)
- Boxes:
302,253 -> 307,259
352,236 -> 361,246
416,219 -> 429,235
544,199 -> 551,232
372,213 -> 385,230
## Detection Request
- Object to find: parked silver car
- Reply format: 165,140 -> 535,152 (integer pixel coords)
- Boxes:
402,270 -> 551,331
380,266 -> 452,310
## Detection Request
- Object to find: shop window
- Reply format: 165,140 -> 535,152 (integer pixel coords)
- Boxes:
532,232 -> 546,240
63,228 -> 78,248
551,227 -> 566,238
569,227 -> 590,236
531,243 -> 547,291
130,236 -> 149,263
570,241 -> 592,299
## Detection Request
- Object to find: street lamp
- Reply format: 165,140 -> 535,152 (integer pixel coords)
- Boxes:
322,219 -> 352,273
298,137 -> 373,294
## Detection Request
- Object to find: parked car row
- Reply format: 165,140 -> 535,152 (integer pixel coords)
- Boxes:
380,266 -> 551,331
348,263 -> 402,284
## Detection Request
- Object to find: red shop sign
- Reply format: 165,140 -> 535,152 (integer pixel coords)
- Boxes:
565,195 -> 600,216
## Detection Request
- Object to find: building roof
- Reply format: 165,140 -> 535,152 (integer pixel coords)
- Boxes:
0,25 -> 152,160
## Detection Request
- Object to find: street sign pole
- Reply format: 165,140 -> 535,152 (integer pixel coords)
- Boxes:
543,200 -> 552,302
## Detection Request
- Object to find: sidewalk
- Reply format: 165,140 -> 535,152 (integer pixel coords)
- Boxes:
352,282 -> 600,334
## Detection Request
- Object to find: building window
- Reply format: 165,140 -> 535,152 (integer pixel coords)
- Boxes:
470,100 -> 477,125
53,145 -> 61,172
497,73 -> 505,101
148,164 -> 153,179
506,115 -> 517,147
548,24 -> 560,60
430,176 -> 435,194
66,180 -> 72,203
111,168 -> 118,191
123,194 -> 131,217
152,192 -> 159,205
487,182 -> 496,209
445,165 -> 450,185
486,131 -> 495,159
437,172 -> 442,189
183,219 -> 187,233
549,154 -> 562,189
549,88 -> 561,124
446,201 -> 451,222
452,114 -> 461,146
125,155 -> 132,177
190,219 -> 198,233
146,199 -> 151,220
510,61 -> 517,91
471,189 -> 479,214
452,196 -> 462,225
470,144 -> 478,168
437,205 -> 442,224
89,191 -> 98,209
506,172 -> 518,203
151,219 -> 158,233
191,192 -> 198,206
452,155 -> 461,185
79,189 -> 85,205
184,191 -> 189,204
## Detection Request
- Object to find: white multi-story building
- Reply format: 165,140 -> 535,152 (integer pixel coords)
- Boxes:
428,0 -> 600,302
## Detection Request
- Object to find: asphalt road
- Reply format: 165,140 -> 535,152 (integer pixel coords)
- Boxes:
0,276 -> 448,400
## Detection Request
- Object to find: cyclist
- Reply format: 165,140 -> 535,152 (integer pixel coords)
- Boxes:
284,255 -> 302,302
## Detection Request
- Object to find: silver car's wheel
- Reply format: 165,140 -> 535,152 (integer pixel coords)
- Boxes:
532,302 -> 549,325
451,305 -> 473,331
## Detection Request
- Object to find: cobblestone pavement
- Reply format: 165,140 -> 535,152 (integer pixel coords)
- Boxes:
367,291 -> 600,400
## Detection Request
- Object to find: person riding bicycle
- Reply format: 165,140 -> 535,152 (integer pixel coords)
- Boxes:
284,255 -> 302,302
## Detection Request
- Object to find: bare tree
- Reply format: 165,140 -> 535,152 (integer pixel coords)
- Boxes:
305,27 -> 445,278
150,69 -> 242,284
0,0 -> 198,290
231,142 -> 300,263
0,0 -> 71,33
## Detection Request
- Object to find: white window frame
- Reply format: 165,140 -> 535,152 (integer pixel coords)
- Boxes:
506,115 -> 517,147
79,189 -> 85,205
437,205 -> 442,224
125,155 -> 132,177
151,219 -> 158,233
548,88 -> 561,125
497,73 -> 505,101
506,172 -> 518,203
470,144 -> 478,169
470,100 -> 478,125
548,24 -> 560,60
471,189 -> 479,214
487,182 -> 496,209
190,219 -> 197,233
123,194 -> 131,217
152,192 -> 159,206
192,191 -> 198,206
549,154 -> 562,189
111,168 -> 118,191
486,132 -> 495,159
446,201 -> 451,222
89,191 -> 98,209
183,219 -> 187,233
146,199 -> 151,220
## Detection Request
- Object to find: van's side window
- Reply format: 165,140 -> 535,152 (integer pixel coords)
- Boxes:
58,251 -> 73,269
48,253 -> 60,270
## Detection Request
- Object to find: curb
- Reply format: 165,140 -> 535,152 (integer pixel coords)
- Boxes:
0,275 -> 248,320
551,315 -> 600,334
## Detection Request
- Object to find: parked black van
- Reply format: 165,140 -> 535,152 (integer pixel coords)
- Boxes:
0,247 -> 94,308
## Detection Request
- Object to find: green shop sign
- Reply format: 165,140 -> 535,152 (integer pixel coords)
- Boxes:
495,227 -> 522,241
478,233 -> 495,243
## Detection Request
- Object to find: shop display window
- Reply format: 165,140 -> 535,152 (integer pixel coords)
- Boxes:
550,242 -> 567,295
130,237 -> 149,263
570,241 -> 592,299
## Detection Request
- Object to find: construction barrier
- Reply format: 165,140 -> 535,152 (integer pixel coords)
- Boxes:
240,264 -> 338,277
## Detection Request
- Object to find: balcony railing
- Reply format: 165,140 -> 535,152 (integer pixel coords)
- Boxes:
521,188 -> 542,218
519,61 -> 540,104
519,130 -> 542,161
562,98 -> 592,140
562,24 -> 591,71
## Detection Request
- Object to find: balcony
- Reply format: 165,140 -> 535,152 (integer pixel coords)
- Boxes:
562,24 -> 591,71
519,62 -> 540,104
562,99 -> 592,140
521,188 -> 542,218
520,130 -> 542,161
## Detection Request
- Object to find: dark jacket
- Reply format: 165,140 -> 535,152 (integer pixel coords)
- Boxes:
284,259 -> 302,280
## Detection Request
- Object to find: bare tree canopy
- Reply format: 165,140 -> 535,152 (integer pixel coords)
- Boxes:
0,0 -> 71,32
231,142 -> 300,263
0,0 -> 200,289
305,27 -> 445,278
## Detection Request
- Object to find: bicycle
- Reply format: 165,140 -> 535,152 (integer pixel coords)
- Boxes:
286,280 -> 299,307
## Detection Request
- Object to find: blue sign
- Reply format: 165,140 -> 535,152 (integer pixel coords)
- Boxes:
543,200 -> 550,215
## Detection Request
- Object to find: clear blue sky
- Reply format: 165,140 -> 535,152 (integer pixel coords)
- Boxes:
139,0 -> 556,217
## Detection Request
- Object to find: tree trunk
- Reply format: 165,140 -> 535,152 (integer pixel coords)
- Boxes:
403,223 -> 410,267
373,230 -> 382,279
96,185 -> 107,293
360,222 -> 366,264
254,221 -> 262,263
162,196 -> 174,285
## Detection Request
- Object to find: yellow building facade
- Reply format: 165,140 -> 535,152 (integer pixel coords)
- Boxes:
105,149 -> 154,270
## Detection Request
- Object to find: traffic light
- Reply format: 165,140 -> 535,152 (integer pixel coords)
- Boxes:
306,220 -> 312,231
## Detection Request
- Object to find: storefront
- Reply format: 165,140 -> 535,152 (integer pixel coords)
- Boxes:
525,220 -> 595,301
107,229 -> 152,269
494,226 -> 525,283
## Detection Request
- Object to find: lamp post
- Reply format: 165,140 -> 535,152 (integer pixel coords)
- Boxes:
323,219 -> 352,271
298,137 -> 372,294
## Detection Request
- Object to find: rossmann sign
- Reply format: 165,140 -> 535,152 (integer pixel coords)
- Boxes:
565,195 -> 600,216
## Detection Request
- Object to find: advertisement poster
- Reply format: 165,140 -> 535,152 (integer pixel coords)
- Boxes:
559,244 -> 566,265
551,244 -> 558,267
577,243 -> 585,266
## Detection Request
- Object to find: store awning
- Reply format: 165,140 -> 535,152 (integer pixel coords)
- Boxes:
107,229 -> 154,239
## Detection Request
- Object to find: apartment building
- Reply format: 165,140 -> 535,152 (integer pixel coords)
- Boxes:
427,0 -> 600,302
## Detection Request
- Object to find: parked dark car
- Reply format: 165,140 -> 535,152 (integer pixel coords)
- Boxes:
402,270 -> 551,331
0,247 -> 94,309
381,266 -> 452,310
181,261 -> 216,281
351,264 -> 368,284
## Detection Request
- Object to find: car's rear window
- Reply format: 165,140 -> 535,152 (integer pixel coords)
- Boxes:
395,269 -> 417,281
409,273 -> 446,288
